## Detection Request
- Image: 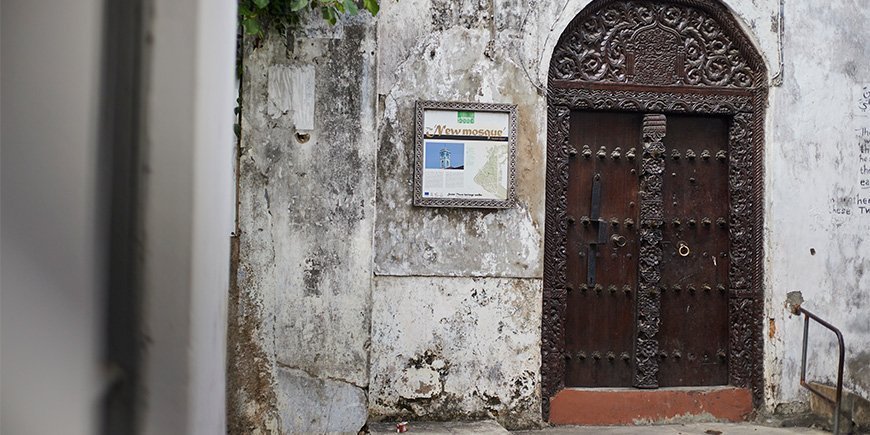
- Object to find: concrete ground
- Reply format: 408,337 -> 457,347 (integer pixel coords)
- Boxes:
368,420 -> 830,434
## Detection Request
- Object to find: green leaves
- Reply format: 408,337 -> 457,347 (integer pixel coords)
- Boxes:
238,0 -> 383,38
362,0 -> 379,15
343,0 -> 358,15
242,17 -> 261,35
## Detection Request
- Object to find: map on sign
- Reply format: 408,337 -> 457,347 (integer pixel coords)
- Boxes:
420,109 -> 510,202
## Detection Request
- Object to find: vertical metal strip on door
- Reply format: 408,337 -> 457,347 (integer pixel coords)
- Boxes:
635,114 -> 666,388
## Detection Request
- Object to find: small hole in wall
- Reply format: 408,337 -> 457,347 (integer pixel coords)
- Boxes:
810,248 -> 816,256
429,50 -> 436,59
296,132 -> 310,143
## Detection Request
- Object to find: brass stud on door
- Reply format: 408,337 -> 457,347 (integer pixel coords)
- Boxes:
701,149 -> 711,159
623,285 -> 632,296
688,218 -> 697,226
686,149 -> 697,159
621,352 -> 630,362
611,147 -> 622,159
592,351 -> 601,361
717,217 -> 727,228
671,149 -> 681,159
702,217 -> 712,226
624,218 -> 634,227
597,146 -> 607,159
581,216 -> 591,226
716,150 -> 727,161
578,351 -> 587,360
568,146 -> 578,158
606,351 -> 616,361
582,145 -> 592,158
703,284 -> 712,292
626,148 -> 637,159
608,285 -> 618,294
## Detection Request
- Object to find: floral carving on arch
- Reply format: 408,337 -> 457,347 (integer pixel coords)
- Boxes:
549,0 -> 765,88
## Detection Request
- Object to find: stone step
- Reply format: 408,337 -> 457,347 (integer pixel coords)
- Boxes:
548,387 -> 753,425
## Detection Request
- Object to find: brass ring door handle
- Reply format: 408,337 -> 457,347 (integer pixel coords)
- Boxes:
678,241 -> 691,257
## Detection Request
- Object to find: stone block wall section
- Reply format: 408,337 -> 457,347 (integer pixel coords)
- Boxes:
229,0 -> 870,433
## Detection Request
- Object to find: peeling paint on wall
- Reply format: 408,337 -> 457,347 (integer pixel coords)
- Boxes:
369,276 -> 542,429
230,0 -> 870,430
229,13 -> 378,432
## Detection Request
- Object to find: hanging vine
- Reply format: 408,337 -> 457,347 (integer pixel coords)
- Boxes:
238,0 -> 380,37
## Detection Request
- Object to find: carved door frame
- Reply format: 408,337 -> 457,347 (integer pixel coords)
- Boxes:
542,0 -> 768,418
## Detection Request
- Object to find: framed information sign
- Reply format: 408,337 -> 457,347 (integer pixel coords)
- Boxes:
413,101 -> 518,208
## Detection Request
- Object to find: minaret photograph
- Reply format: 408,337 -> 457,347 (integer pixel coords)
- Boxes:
439,147 -> 451,169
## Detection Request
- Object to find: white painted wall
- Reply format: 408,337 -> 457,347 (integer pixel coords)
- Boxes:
234,0 -> 870,427
763,0 -> 870,408
1,1 -> 106,434
140,0 -> 236,434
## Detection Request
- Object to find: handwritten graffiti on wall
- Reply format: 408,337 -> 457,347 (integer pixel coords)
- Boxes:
858,85 -> 870,113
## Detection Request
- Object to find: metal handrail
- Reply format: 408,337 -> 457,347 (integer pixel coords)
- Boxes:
793,306 -> 846,434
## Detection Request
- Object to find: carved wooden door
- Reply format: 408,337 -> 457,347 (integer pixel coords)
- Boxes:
564,111 -> 730,388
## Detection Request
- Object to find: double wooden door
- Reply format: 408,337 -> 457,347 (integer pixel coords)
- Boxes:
564,111 -> 730,388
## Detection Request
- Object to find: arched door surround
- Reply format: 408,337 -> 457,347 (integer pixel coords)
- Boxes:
542,0 -> 768,419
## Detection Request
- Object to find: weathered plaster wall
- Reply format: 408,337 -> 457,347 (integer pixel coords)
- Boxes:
369,277 -> 542,428
230,16 -> 378,433
763,0 -> 870,410
232,0 -> 870,431
369,0 -> 552,427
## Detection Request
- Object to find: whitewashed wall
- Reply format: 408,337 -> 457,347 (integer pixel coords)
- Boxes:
763,0 -> 870,409
233,0 -> 870,431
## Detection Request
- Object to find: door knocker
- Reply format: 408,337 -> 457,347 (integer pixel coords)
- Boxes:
678,241 -> 691,257
611,234 -> 627,247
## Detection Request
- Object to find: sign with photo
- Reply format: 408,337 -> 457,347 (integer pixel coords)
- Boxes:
413,101 -> 517,208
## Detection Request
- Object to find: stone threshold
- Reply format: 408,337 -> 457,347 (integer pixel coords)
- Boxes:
549,386 -> 753,426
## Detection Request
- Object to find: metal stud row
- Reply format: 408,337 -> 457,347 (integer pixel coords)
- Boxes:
670,217 -> 727,228
669,149 -> 727,161
567,284 -> 633,295
573,145 -> 639,160
572,216 -> 635,227
659,283 -> 727,293
656,349 -> 727,361
566,350 -> 631,362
